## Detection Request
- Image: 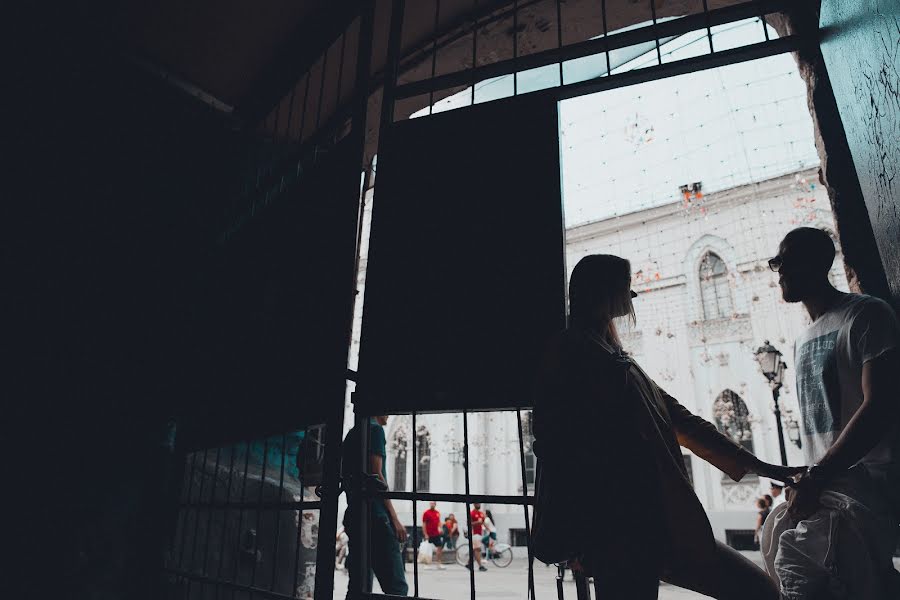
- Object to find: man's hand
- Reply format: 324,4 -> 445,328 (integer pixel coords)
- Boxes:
393,517 -> 408,543
749,459 -> 806,484
787,477 -> 823,521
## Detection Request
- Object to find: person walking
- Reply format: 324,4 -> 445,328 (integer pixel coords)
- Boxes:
482,509 -> 497,556
422,501 -> 446,569
341,416 -> 409,597
761,227 -> 900,599
531,254 -> 800,600
754,497 -> 771,547
468,503 -> 487,571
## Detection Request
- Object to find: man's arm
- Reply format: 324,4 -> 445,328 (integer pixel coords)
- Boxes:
371,453 -> 408,542
819,350 -> 899,472
790,351 -> 899,518
790,298 -> 900,519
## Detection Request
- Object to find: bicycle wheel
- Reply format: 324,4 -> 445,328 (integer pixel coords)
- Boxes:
455,544 -> 469,566
490,544 -> 513,568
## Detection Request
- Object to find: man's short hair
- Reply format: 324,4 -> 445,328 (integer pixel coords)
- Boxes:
783,227 -> 836,274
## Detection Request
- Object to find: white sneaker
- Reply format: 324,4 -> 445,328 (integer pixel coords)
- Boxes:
438,565 -> 446,570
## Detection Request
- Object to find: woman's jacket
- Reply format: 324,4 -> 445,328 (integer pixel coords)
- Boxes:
531,329 -> 758,574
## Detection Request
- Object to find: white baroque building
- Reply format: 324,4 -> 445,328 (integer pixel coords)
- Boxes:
344,166 -> 847,550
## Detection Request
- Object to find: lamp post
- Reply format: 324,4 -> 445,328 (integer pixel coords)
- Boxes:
754,340 -> 789,466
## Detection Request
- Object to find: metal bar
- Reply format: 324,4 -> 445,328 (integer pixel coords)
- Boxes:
292,427 -> 310,598
354,405 -> 535,418
516,410 -> 535,600
269,435 -> 289,591
554,36 -> 801,102
649,0 -> 663,65
513,0 -> 518,95
178,500 -> 323,511
187,448 -> 210,576
185,448 -> 209,598
575,572 -> 591,600
269,97 -> 283,175
175,451 -> 199,570
757,0 -> 771,41
429,0 -> 441,113
601,0 -> 612,75
462,411 -> 475,600
360,594 -> 441,600
393,0 -> 786,100
397,0 -> 545,82
336,32 -> 348,102
411,412 -> 419,596
380,0 -> 406,128
556,564 -> 565,600
471,0 -> 478,105
283,84 -> 297,144
373,491 -> 535,505
556,0 -> 564,84
127,54 -> 237,117
249,437 -> 270,588
702,0 -> 715,54
165,567 -> 298,600
316,50 -> 330,130
358,414 -> 372,594
215,445 -> 238,583
201,446 -> 223,577
230,442 -> 252,600
299,72 -> 312,143
314,415 -> 351,593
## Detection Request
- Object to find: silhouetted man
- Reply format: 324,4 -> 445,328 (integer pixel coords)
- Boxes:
342,416 -> 408,597
763,227 -> 900,599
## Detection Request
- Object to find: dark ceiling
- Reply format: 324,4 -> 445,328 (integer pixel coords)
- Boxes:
107,0 -> 749,128
110,0 -> 342,109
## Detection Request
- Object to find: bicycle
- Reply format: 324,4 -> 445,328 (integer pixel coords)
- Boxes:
454,535 -> 514,568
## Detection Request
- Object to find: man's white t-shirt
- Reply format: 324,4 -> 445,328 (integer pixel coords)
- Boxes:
793,293 -> 900,470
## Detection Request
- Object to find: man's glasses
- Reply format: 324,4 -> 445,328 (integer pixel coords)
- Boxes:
768,256 -> 783,272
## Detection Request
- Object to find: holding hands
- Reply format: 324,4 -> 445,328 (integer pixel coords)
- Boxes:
747,458 -> 806,485
747,459 -> 831,521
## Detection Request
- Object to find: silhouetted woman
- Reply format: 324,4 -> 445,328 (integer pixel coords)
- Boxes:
531,254 -> 799,600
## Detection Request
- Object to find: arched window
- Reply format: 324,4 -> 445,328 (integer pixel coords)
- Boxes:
712,390 -> 754,453
699,252 -> 733,320
390,426 -> 408,492
415,425 -> 431,492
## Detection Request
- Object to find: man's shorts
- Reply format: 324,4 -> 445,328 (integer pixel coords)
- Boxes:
428,534 -> 444,547
472,535 -> 483,548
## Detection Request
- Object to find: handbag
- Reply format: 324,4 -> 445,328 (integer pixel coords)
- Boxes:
530,456 -> 586,565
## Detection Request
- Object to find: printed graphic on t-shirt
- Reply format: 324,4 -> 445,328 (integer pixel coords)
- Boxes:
796,330 -> 841,435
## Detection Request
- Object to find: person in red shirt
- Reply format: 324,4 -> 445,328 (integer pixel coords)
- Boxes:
468,503 -> 487,571
421,502 -> 446,569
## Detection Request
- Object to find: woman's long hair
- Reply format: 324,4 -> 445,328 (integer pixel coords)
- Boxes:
568,254 -> 636,348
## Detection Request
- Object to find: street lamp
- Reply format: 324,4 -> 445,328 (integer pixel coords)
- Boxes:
754,340 -> 789,466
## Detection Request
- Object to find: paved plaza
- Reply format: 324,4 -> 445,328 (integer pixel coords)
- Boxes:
332,553 -> 762,599
333,554 -> 900,598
